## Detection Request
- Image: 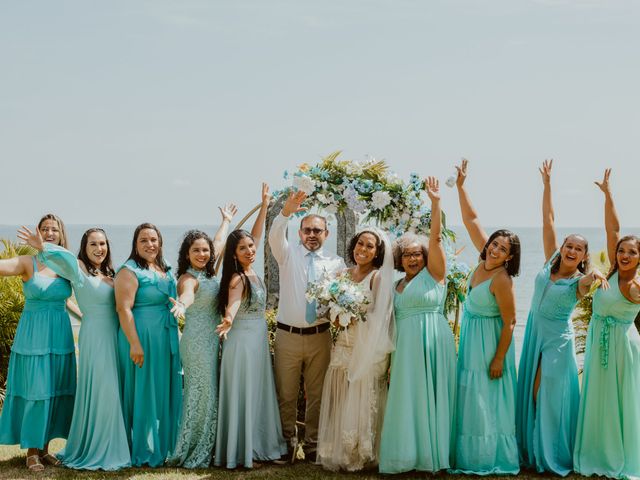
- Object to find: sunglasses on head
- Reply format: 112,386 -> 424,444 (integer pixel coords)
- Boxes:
301,227 -> 326,235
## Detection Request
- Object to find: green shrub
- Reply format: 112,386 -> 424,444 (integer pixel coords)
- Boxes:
0,240 -> 35,407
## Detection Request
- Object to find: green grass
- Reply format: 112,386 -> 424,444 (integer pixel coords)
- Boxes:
0,441 -> 588,480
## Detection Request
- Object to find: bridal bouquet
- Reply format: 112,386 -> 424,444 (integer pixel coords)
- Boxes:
306,271 -> 370,328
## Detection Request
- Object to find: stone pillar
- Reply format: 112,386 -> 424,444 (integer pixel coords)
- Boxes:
336,208 -> 357,266
264,195 -> 286,310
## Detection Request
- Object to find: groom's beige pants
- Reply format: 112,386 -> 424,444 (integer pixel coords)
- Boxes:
274,328 -> 332,450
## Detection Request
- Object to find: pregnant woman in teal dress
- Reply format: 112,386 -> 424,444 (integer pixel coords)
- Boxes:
574,169 -> 640,479
516,160 -> 607,476
0,214 -> 80,472
215,184 -> 287,469
115,223 -> 181,467
379,177 -> 457,474
452,160 -> 520,475
166,203 -> 236,468
22,227 -> 131,471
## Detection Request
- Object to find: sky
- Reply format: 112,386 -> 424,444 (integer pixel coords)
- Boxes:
1,0 -> 638,228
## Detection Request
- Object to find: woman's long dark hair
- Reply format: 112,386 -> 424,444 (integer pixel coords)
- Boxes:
177,230 -> 216,278
38,213 -> 68,249
127,223 -> 170,272
607,235 -> 640,280
480,229 -> 521,277
78,228 -> 115,277
550,234 -> 589,275
216,229 -> 253,316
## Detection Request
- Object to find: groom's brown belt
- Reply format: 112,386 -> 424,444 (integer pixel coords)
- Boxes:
276,322 -> 330,335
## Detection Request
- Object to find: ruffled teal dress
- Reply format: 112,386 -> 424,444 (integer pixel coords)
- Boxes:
36,244 -> 130,470
167,268 -> 220,468
214,279 -> 287,468
117,259 -> 181,467
516,251 -> 580,476
379,268 -> 457,474
0,256 -> 75,449
452,268 -> 519,475
574,273 -> 640,478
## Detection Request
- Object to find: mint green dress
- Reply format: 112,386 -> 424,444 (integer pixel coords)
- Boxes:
452,269 -> 519,475
516,251 -> 580,476
574,273 -> 640,478
0,256 -> 75,449
214,279 -> 287,468
167,268 -> 220,468
379,268 -> 457,474
37,244 -> 130,470
117,260 -> 181,467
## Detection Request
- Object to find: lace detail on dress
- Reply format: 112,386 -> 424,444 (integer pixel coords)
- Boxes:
168,271 -> 220,468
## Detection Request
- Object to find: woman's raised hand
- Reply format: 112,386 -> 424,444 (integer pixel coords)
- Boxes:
17,226 -> 44,251
261,182 -> 271,206
424,176 -> 440,203
219,204 -> 238,223
594,168 -> 612,195
455,158 -> 469,188
539,159 -> 553,185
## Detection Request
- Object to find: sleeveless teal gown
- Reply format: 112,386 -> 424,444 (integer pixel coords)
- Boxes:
117,259 -> 181,467
574,272 -> 640,478
0,256 -> 75,449
167,268 -> 220,468
36,244 -> 131,470
214,279 -> 287,468
379,267 -> 457,474
452,268 -> 519,475
516,251 -> 580,476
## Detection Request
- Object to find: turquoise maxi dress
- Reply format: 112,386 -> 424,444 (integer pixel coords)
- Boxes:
574,272 -> 640,479
516,251 -> 580,476
452,268 -> 519,475
37,244 -> 131,470
0,256 -> 75,449
214,278 -> 287,468
117,259 -> 182,467
167,268 -> 220,468
379,267 -> 457,474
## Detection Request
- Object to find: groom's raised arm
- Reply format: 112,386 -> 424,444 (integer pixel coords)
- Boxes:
268,191 -> 308,265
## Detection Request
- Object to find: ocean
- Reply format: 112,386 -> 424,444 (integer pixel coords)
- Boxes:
0,223 -> 621,363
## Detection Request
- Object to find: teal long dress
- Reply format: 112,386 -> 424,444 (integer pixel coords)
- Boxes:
214,278 -> 287,468
379,267 -> 457,474
37,244 -> 131,470
574,272 -> 640,478
117,260 -> 181,467
516,251 -> 580,476
452,269 -> 519,475
167,268 -> 220,468
0,256 -> 75,449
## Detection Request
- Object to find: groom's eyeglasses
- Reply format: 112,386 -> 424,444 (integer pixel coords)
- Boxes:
301,227 -> 326,235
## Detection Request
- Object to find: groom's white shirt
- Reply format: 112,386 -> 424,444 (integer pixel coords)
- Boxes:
268,212 -> 345,328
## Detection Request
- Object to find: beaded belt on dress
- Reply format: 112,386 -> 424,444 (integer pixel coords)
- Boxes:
593,313 -> 633,368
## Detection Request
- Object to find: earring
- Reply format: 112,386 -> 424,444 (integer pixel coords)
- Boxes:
581,260 -> 585,269
504,260 -> 509,270
234,257 -> 238,270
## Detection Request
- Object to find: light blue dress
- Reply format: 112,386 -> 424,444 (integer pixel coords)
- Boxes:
574,273 -> 640,478
516,251 -> 580,476
379,268 -> 457,474
117,259 -> 181,467
452,268 -> 519,475
36,244 -> 131,470
167,268 -> 220,468
0,256 -> 75,449
214,278 -> 287,468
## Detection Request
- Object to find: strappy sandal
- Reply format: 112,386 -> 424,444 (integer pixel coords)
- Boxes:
26,455 -> 45,471
40,453 -> 61,466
